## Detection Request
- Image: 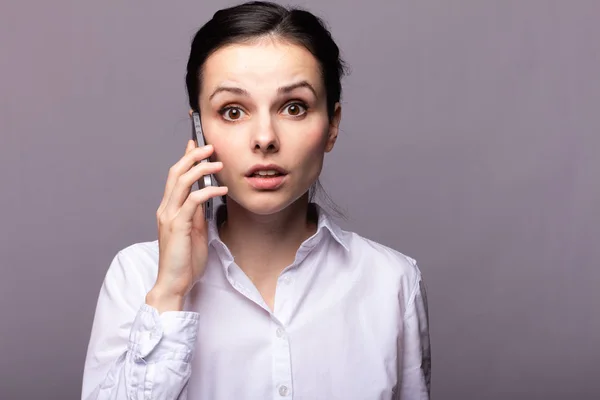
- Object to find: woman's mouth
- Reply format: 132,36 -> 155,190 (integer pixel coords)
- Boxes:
245,170 -> 287,190
250,170 -> 284,177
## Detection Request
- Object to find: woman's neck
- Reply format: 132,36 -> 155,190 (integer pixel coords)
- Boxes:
218,194 -> 317,282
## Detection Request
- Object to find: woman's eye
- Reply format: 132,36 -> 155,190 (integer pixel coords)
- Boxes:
282,102 -> 307,117
220,107 -> 246,121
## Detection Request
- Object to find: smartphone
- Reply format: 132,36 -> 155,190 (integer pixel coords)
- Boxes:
191,111 -> 215,220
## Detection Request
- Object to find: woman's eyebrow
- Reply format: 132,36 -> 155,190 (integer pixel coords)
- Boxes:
278,80 -> 317,97
209,80 -> 317,101
209,86 -> 249,101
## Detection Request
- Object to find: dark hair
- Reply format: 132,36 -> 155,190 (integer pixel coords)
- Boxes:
185,1 -> 347,217
185,1 -> 347,120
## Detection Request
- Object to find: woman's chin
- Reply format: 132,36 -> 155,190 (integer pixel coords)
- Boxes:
227,190 -> 309,216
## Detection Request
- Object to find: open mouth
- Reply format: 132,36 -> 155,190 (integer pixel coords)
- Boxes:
246,170 -> 288,190
250,170 -> 285,178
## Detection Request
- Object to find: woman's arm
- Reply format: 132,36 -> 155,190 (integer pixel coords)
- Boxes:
398,277 -> 431,400
82,249 -> 199,400
83,139 -> 225,399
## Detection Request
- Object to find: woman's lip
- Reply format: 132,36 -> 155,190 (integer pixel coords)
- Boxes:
246,164 -> 288,176
245,174 -> 287,190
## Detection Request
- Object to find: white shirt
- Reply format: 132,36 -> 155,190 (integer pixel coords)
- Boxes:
82,204 -> 431,400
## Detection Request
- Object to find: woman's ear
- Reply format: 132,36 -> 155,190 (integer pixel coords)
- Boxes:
325,103 -> 342,153
189,109 -> 194,117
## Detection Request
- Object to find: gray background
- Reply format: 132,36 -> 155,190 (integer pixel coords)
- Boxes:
1,0 -> 598,399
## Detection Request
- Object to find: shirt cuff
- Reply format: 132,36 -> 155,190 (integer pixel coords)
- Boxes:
128,304 -> 199,363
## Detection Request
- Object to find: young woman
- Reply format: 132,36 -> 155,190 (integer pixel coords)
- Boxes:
82,2 -> 431,399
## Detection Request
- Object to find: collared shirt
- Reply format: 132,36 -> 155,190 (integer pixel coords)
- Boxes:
82,204 -> 431,400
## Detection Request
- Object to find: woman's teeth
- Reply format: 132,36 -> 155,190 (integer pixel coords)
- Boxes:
253,170 -> 281,177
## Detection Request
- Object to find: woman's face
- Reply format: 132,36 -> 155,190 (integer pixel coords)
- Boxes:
198,38 -> 341,216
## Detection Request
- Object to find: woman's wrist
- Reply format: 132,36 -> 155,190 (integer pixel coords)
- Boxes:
145,286 -> 186,314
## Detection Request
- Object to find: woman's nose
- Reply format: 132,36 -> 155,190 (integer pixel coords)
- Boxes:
251,117 -> 280,154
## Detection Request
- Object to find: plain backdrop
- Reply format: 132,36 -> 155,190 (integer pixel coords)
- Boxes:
1,1 -> 599,399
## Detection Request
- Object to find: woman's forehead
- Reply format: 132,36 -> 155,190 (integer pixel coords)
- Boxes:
201,39 -> 323,95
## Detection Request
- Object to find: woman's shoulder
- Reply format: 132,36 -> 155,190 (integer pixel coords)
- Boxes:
332,228 -> 425,308
117,239 -> 159,260
342,229 -> 422,282
103,240 -> 160,288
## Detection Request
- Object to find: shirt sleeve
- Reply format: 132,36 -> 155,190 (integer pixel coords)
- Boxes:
82,249 -> 200,400
399,275 -> 431,400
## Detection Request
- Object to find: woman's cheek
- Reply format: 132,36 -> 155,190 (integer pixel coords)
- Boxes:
215,163 -> 234,188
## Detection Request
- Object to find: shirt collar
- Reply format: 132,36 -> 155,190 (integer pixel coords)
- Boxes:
311,203 -> 350,252
207,202 -> 349,254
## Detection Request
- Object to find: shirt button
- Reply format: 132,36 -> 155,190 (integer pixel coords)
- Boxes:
276,327 -> 286,338
280,275 -> 291,284
278,385 -> 290,396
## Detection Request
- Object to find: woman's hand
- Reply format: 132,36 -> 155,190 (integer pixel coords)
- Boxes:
147,140 -> 228,313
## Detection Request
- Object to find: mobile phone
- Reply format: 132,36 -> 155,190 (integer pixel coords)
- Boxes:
191,111 -> 215,220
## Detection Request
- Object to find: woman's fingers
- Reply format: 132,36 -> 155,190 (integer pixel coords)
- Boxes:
177,185 -> 229,226
157,142 -> 214,217
163,160 -> 224,217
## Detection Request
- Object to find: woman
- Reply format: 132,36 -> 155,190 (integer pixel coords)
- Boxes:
82,2 -> 431,399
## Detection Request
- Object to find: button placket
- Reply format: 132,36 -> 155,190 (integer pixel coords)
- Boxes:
274,271 -> 295,325
271,319 -> 292,400
271,270 -> 294,399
